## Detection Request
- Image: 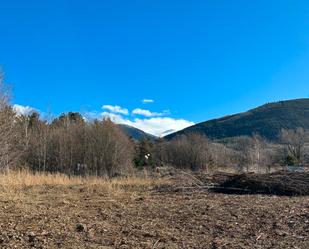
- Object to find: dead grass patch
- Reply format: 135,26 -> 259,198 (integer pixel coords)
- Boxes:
0,170 -> 170,194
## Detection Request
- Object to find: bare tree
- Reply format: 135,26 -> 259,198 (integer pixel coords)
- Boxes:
0,70 -> 21,171
279,128 -> 307,165
209,142 -> 234,169
23,114 -> 134,177
226,135 -> 272,173
85,119 -> 134,177
164,133 -> 213,172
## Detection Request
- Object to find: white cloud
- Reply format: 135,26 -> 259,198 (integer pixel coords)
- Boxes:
100,112 -> 194,137
13,104 -> 37,116
126,117 -> 194,137
102,105 -> 128,115
132,108 -> 165,117
88,102 -> 193,137
142,99 -> 154,103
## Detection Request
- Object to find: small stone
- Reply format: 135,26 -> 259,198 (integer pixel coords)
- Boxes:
76,223 -> 86,232
28,232 -> 36,242
275,230 -> 287,236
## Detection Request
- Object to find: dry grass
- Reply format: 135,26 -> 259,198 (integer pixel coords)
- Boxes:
0,171 -> 307,248
0,170 -> 170,191
0,170 -> 171,204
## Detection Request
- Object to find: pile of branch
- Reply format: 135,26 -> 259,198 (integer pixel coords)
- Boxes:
213,171 -> 309,196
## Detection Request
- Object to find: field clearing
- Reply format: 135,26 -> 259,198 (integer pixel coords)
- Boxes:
0,171 -> 308,248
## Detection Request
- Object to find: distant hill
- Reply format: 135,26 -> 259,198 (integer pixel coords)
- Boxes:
165,98 -> 309,141
118,124 -> 156,140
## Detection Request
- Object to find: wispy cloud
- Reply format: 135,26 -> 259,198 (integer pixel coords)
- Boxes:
142,99 -> 154,104
13,104 -> 37,116
132,108 -> 165,117
102,105 -> 129,115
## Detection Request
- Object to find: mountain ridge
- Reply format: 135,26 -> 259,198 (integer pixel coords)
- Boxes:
165,98 -> 309,141
117,124 -> 156,140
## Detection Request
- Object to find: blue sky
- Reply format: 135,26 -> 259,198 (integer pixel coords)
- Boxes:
1,0 -> 309,135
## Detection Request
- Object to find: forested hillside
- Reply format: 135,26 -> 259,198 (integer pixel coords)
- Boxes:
166,99 -> 309,141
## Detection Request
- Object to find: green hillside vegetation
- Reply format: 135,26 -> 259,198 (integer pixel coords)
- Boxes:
166,98 -> 309,141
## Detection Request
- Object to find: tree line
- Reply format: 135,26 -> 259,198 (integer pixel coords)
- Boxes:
134,130 -> 309,173
0,75 -> 308,176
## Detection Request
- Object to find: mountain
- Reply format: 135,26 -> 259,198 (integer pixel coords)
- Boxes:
117,124 -> 156,140
165,98 -> 309,141
160,129 -> 177,137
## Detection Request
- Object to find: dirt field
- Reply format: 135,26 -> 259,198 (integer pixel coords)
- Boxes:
0,172 -> 308,249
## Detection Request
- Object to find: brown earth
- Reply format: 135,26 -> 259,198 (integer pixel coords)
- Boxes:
0,174 -> 308,249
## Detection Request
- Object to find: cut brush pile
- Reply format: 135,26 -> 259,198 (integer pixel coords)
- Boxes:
213,171 -> 309,196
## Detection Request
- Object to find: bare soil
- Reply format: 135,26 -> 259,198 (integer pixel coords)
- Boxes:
0,175 -> 308,249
